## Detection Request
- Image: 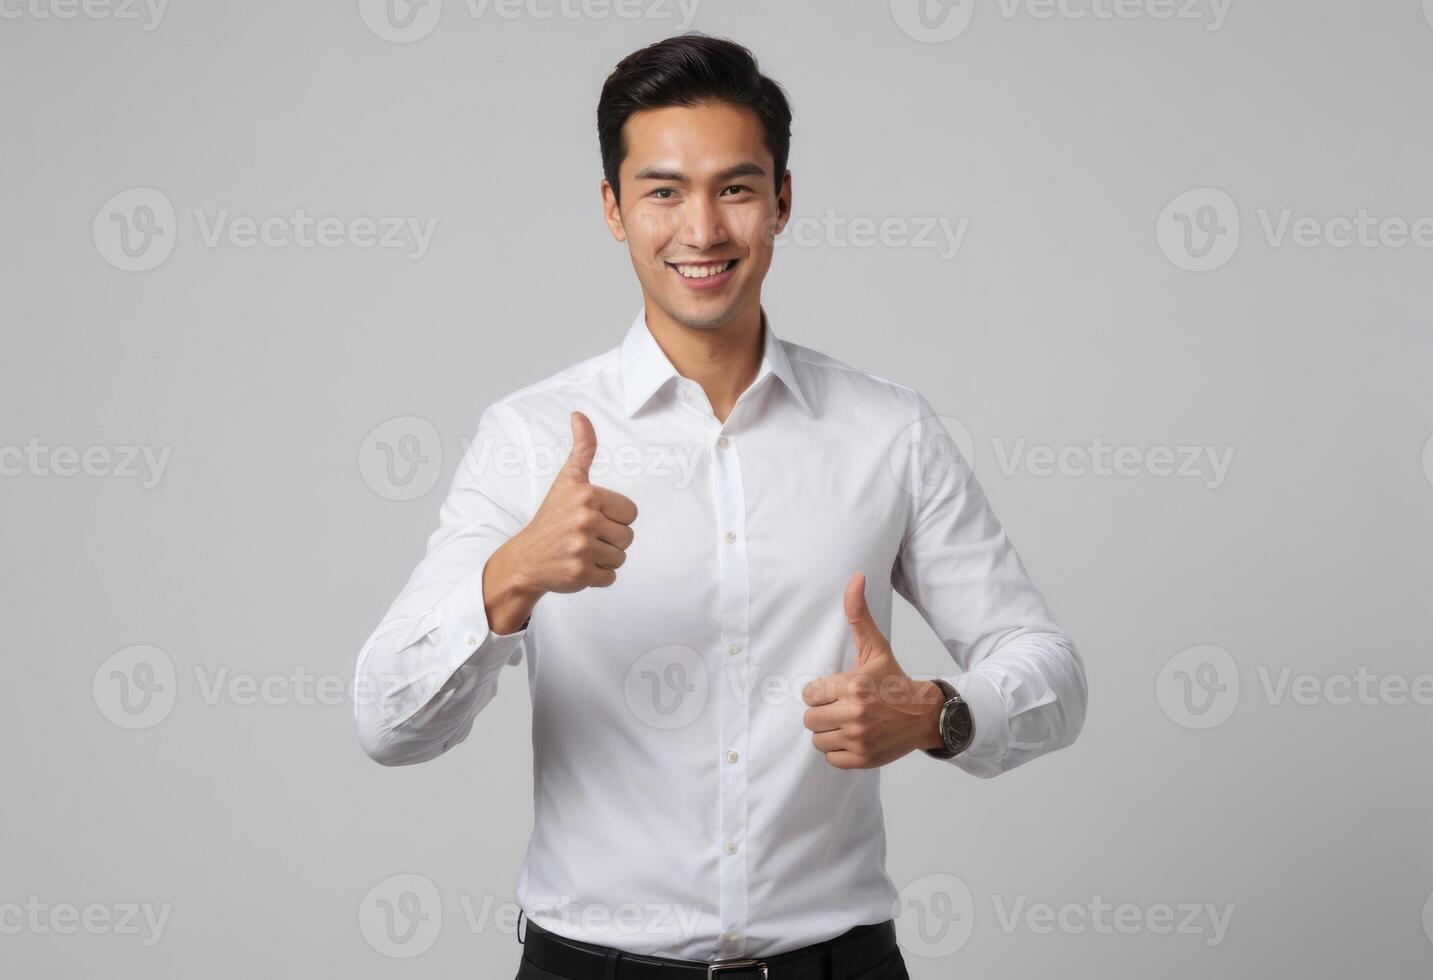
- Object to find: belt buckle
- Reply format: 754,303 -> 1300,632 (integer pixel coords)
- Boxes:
707,959 -> 768,979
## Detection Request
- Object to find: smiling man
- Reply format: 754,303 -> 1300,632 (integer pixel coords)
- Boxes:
354,33 -> 1087,980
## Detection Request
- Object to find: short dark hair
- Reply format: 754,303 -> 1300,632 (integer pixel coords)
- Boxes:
597,33 -> 793,205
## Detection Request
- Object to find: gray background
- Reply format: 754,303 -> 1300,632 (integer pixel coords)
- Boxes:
3,0 -> 1432,977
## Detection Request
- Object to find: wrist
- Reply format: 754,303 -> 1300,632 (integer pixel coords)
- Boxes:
483,539 -> 542,635
913,680 -> 947,752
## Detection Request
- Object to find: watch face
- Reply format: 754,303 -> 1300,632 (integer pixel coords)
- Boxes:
945,698 -> 974,752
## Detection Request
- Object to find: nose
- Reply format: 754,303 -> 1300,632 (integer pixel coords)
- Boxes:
676,194 -> 729,253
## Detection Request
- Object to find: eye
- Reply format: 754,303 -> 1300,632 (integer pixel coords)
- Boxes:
720,185 -> 752,196
650,188 -> 677,200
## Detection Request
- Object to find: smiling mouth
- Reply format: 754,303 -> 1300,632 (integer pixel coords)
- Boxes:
666,258 -> 739,280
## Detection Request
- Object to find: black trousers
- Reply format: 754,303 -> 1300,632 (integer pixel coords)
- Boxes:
514,926 -> 910,980
517,958 -> 909,980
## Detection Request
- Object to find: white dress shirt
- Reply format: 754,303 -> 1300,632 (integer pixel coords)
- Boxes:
354,305 -> 1087,961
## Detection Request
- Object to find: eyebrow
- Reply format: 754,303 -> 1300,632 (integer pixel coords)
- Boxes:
630,161 -> 768,183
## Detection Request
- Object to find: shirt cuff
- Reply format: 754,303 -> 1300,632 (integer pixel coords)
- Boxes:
433,564 -> 528,670
938,670 -> 1010,776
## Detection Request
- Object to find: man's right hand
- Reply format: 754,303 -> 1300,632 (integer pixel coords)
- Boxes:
481,411 -> 638,634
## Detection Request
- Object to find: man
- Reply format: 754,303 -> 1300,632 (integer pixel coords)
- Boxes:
354,33 -> 1087,980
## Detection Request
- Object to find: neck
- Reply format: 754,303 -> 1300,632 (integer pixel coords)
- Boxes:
644,300 -> 764,423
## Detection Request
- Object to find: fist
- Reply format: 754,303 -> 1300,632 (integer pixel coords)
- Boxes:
507,411 -> 639,593
801,573 -> 946,770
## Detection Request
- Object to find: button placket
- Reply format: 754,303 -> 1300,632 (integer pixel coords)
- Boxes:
676,382 -> 712,423
710,421 -> 751,957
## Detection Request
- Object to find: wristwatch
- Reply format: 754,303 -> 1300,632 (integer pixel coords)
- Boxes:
923,679 -> 975,759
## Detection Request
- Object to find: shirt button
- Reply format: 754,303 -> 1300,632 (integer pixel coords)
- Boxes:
717,436 -> 730,449
725,931 -> 742,943
726,751 -> 739,763
463,631 -> 480,648
725,842 -> 738,855
681,387 -> 693,401
729,643 -> 742,655
724,530 -> 737,543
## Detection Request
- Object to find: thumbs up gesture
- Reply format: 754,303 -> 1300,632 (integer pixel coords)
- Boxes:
800,573 -> 947,769
482,412 -> 638,632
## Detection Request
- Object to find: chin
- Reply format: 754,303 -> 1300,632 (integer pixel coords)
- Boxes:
670,302 -> 740,331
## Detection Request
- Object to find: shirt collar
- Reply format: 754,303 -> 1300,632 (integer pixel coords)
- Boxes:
619,305 -> 811,418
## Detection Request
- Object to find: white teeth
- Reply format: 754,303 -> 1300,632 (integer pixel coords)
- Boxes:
673,260 -> 734,279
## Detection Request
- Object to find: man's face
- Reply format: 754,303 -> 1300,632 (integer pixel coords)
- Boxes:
602,100 -> 791,331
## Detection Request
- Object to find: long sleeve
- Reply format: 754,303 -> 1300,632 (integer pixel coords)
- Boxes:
891,393 -> 1088,778
353,402 -> 534,766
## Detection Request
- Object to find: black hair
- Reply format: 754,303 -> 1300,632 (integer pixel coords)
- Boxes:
597,33 -> 793,205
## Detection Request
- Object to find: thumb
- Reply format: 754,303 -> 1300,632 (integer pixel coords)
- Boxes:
562,411 -> 597,483
844,572 -> 889,667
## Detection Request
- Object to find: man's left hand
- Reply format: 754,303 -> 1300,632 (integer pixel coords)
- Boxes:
801,572 -> 947,769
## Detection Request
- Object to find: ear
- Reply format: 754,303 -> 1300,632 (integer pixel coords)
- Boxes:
772,169 -> 793,236
601,179 -> 627,243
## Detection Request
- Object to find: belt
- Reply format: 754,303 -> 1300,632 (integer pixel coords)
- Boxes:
519,916 -> 899,980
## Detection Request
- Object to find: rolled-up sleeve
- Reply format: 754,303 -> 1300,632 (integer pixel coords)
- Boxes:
354,402 -> 534,766
891,393 -> 1088,778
